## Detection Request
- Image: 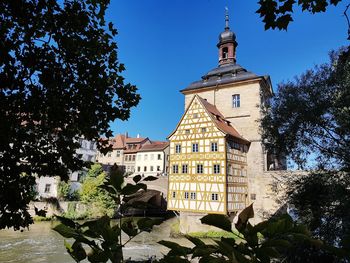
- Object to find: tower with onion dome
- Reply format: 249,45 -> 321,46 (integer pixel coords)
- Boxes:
167,8 -> 287,231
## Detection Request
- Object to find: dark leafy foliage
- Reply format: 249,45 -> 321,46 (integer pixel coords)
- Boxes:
159,205 -> 349,262
0,0 -> 140,230
261,47 -> 350,170
54,167 -> 165,263
261,46 -> 350,248
257,0 -> 343,30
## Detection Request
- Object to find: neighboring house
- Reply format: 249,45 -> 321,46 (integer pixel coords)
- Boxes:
36,138 -> 97,198
135,141 -> 170,177
167,10 -> 287,230
124,137 -> 151,174
95,134 -> 126,167
95,133 -> 150,173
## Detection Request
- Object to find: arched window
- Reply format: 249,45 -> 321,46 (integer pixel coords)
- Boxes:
222,47 -> 228,59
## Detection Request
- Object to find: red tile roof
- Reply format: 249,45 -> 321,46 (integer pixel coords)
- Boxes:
138,141 -> 169,152
198,96 -> 250,144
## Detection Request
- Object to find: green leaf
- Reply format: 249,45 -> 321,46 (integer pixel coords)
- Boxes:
200,214 -> 232,232
55,215 -> 78,228
121,183 -> 145,195
87,248 -> 109,263
185,235 -> 205,246
133,174 -> 142,183
53,224 -> 80,239
65,241 -> 87,262
235,204 -> 254,232
109,169 -> 124,191
137,217 -> 163,232
158,240 -> 192,256
262,238 -> 292,248
121,221 -> 138,237
142,176 -> 158,181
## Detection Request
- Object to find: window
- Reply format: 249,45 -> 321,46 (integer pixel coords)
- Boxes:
213,164 -> 220,174
144,166 -> 147,172
185,129 -> 190,134
182,164 -> 188,174
116,151 -> 120,157
232,94 -> 240,108
211,193 -> 219,201
137,166 -> 140,172
44,184 -> 51,193
172,191 -> 176,198
251,193 -> 256,200
157,166 -> 161,171
150,166 -> 154,171
132,155 -> 136,161
137,155 -> 141,160
196,164 -> 203,174
144,154 -> 148,161
222,47 -> 228,59
211,142 -> 218,152
173,165 -> 179,174
175,144 -> 181,153
193,113 -> 198,118
89,142 -> 95,150
157,154 -> 161,160
107,152 -> 111,157
184,192 -> 189,199
190,192 -> 196,200
201,127 -> 206,133
150,154 -> 154,160
192,143 -> 199,153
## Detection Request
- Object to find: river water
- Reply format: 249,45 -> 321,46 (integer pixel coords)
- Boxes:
0,218 -> 191,262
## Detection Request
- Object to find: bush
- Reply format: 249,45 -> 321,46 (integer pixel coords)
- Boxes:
80,164 -> 117,218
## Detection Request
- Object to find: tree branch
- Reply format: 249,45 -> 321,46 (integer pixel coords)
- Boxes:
344,3 -> 350,40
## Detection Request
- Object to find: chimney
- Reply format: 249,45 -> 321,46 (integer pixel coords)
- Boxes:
125,132 -> 128,138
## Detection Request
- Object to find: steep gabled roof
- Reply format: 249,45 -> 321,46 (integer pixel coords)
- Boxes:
112,134 -> 126,149
168,95 -> 249,144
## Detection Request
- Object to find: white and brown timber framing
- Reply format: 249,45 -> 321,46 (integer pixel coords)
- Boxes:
167,95 -> 250,214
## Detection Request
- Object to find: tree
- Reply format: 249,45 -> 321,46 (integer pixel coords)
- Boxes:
54,166 -> 164,263
80,164 -> 116,218
261,46 -> 350,245
0,0 -> 140,230
256,0 -> 350,39
159,205 -> 348,262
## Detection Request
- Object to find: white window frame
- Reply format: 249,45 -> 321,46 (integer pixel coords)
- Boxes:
213,164 -> 220,174
182,164 -> 188,174
184,192 -> 189,199
190,192 -> 196,200
192,143 -> 199,153
232,94 -> 240,108
211,142 -> 218,152
175,144 -> 181,153
196,164 -> 203,174
211,193 -> 219,201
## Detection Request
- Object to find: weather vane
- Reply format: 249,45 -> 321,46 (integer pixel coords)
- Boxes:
225,6 -> 230,30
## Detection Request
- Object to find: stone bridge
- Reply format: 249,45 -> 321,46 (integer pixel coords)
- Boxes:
125,176 -> 168,197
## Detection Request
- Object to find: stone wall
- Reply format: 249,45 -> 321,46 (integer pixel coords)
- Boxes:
29,201 -> 88,217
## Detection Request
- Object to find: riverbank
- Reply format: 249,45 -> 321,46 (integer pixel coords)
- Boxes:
0,217 -> 192,263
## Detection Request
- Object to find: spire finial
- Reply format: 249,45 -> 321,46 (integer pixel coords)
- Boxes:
225,6 -> 229,30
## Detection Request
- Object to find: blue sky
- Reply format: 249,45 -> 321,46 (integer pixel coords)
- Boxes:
106,0 -> 348,141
